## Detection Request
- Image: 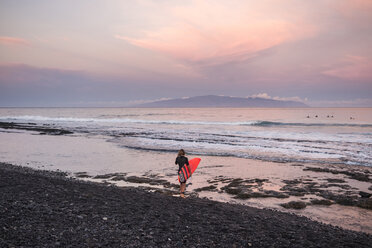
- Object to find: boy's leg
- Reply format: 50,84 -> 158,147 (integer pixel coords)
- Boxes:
180,183 -> 186,197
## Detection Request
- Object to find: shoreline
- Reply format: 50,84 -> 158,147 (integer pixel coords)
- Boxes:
1,127 -> 371,234
1,162 -> 372,247
1,129 -> 371,234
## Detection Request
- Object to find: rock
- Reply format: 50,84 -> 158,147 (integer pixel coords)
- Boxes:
304,167 -> 371,183
0,121 -> 74,135
356,198 -> 372,210
111,175 -> 127,181
221,187 -> 242,195
326,178 -> 346,183
335,196 -> 357,206
235,190 -> 289,199
348,173 -> 370,182
194,185 -> 217,192
93,173 -> 126,179
280,201 -> 307,209
74,172 -> 91,178
310,199 -> 333,206
359,191 -> 372,198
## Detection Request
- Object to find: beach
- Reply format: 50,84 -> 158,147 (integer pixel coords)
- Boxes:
0,107 -> 372,246
1,162 -> 372,247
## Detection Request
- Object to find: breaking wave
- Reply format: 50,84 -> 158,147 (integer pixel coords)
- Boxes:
1,116 -> 371,128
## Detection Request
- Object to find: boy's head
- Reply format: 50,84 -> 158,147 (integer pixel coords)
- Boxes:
178,149 -> 185,156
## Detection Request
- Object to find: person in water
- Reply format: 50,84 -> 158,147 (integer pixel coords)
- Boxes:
175,149 -> 191,198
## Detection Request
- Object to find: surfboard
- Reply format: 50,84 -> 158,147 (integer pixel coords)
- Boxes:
178,158 -> 201,183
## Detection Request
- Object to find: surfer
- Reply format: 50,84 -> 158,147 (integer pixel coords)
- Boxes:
175,149 -> 191,198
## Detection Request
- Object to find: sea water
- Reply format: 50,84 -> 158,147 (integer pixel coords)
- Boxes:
0,107 -> 371,170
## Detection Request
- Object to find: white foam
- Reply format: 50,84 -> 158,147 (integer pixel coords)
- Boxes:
0,115 -> 259,126
1,114 -> 371,167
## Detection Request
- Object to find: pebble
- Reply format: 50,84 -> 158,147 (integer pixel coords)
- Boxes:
1,162 -> 371,248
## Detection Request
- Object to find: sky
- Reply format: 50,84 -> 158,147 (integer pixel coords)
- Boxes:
0,0 -> 371,107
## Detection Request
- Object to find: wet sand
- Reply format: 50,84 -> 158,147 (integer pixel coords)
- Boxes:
1,162 -> 372,248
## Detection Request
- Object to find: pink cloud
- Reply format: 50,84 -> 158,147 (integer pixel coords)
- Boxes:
116,1 -> 316,67
322,55 -> 372,80
335,0 -> 372,19
0,36 -> 30,46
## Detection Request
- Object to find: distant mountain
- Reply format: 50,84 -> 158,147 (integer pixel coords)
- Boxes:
134,95 -> 309,108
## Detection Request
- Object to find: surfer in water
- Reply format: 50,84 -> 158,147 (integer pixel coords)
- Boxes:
175,149 -> 191,198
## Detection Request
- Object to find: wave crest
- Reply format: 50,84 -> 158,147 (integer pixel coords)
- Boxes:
0,115 -> 371,128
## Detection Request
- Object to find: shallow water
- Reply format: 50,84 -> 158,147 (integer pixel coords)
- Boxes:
1,107 -> 371,167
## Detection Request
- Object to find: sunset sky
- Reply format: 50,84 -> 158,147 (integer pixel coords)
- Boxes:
0,0 -> 371,107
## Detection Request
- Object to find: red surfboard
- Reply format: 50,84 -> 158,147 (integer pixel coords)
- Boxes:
178,158 -> 201,183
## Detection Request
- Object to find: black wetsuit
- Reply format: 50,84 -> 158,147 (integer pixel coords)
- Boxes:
175,156 -> 189,173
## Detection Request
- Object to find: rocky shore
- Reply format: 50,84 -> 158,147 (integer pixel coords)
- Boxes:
1,163 -> 372,248
0,122 -> 73,135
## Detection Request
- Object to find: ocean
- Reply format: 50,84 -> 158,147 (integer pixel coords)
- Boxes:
1,107 -> 371,169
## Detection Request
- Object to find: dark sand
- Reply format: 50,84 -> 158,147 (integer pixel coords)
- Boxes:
1,163 -> 371,248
